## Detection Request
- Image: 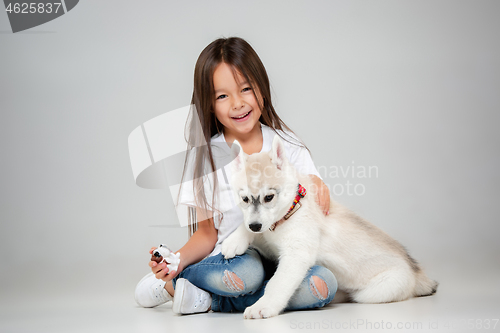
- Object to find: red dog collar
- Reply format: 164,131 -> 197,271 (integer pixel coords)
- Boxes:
269,184 -> 306,231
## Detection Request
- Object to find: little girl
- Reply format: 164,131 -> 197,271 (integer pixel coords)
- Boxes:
135,37 -> 337,316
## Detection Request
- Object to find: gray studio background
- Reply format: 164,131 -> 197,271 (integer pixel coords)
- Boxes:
1,0 -> 499,332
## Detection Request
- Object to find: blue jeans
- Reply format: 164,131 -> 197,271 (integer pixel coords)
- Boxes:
173,247 -> 337,313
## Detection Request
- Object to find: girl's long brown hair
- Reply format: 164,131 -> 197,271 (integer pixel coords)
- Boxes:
180,37 -> 310,237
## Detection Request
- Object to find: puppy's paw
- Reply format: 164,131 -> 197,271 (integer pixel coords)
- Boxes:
221,236 -> 248,259
243,300 -> 281,319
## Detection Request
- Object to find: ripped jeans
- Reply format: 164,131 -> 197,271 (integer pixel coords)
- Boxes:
172,247 -> 337,313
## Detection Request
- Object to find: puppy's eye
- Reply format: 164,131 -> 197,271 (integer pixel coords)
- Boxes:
242,196 -> 249,203
264,194 -> 274,203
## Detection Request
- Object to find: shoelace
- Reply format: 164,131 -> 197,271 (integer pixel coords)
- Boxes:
152,282 -> 169,302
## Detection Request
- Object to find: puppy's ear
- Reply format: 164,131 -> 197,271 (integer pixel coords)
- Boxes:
231,140 -> 246,173
271,135 -> 285,170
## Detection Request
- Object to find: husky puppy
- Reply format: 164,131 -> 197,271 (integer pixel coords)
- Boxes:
221,135 -> 438,319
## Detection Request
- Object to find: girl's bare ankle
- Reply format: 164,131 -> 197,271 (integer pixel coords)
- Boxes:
165,281 -> 175,297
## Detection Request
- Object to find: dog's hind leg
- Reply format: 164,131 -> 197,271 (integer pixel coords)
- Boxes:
414,271 -> 438,297
351,267 -> 415,303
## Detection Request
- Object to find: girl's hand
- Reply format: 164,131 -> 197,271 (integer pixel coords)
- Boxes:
148,247 -> 183,282
310,175 -> 330,216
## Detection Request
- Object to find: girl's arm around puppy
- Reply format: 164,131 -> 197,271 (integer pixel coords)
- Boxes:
309,174 -> 330,216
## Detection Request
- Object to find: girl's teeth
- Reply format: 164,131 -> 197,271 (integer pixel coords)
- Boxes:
234,111 -> 250,119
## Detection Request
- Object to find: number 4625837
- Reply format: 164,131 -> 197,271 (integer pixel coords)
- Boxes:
5,2 -> 62,14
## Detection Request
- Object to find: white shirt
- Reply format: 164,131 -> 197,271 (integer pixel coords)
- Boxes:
178,123 -> 322,256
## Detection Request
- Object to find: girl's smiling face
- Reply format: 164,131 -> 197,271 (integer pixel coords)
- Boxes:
213,62 -> 262,141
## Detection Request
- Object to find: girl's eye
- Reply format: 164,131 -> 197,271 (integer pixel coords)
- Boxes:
242,196 -> 249,203
242,87 -> 252,92
264,194 -> 274,203
216,94 -> 227,100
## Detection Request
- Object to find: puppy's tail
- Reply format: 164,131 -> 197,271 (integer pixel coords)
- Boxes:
414,271 -> 438,297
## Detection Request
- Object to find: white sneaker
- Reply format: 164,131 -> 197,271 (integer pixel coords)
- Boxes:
172,278 -> 212,314
135,272 -> 173,308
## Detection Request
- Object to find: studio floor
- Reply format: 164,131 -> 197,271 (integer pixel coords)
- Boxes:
1,270 -> 499,333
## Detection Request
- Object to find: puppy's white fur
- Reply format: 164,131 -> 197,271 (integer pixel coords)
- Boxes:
221,136 -> 438,319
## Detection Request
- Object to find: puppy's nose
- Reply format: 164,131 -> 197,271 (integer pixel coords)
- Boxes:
249,222 -> 262,232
